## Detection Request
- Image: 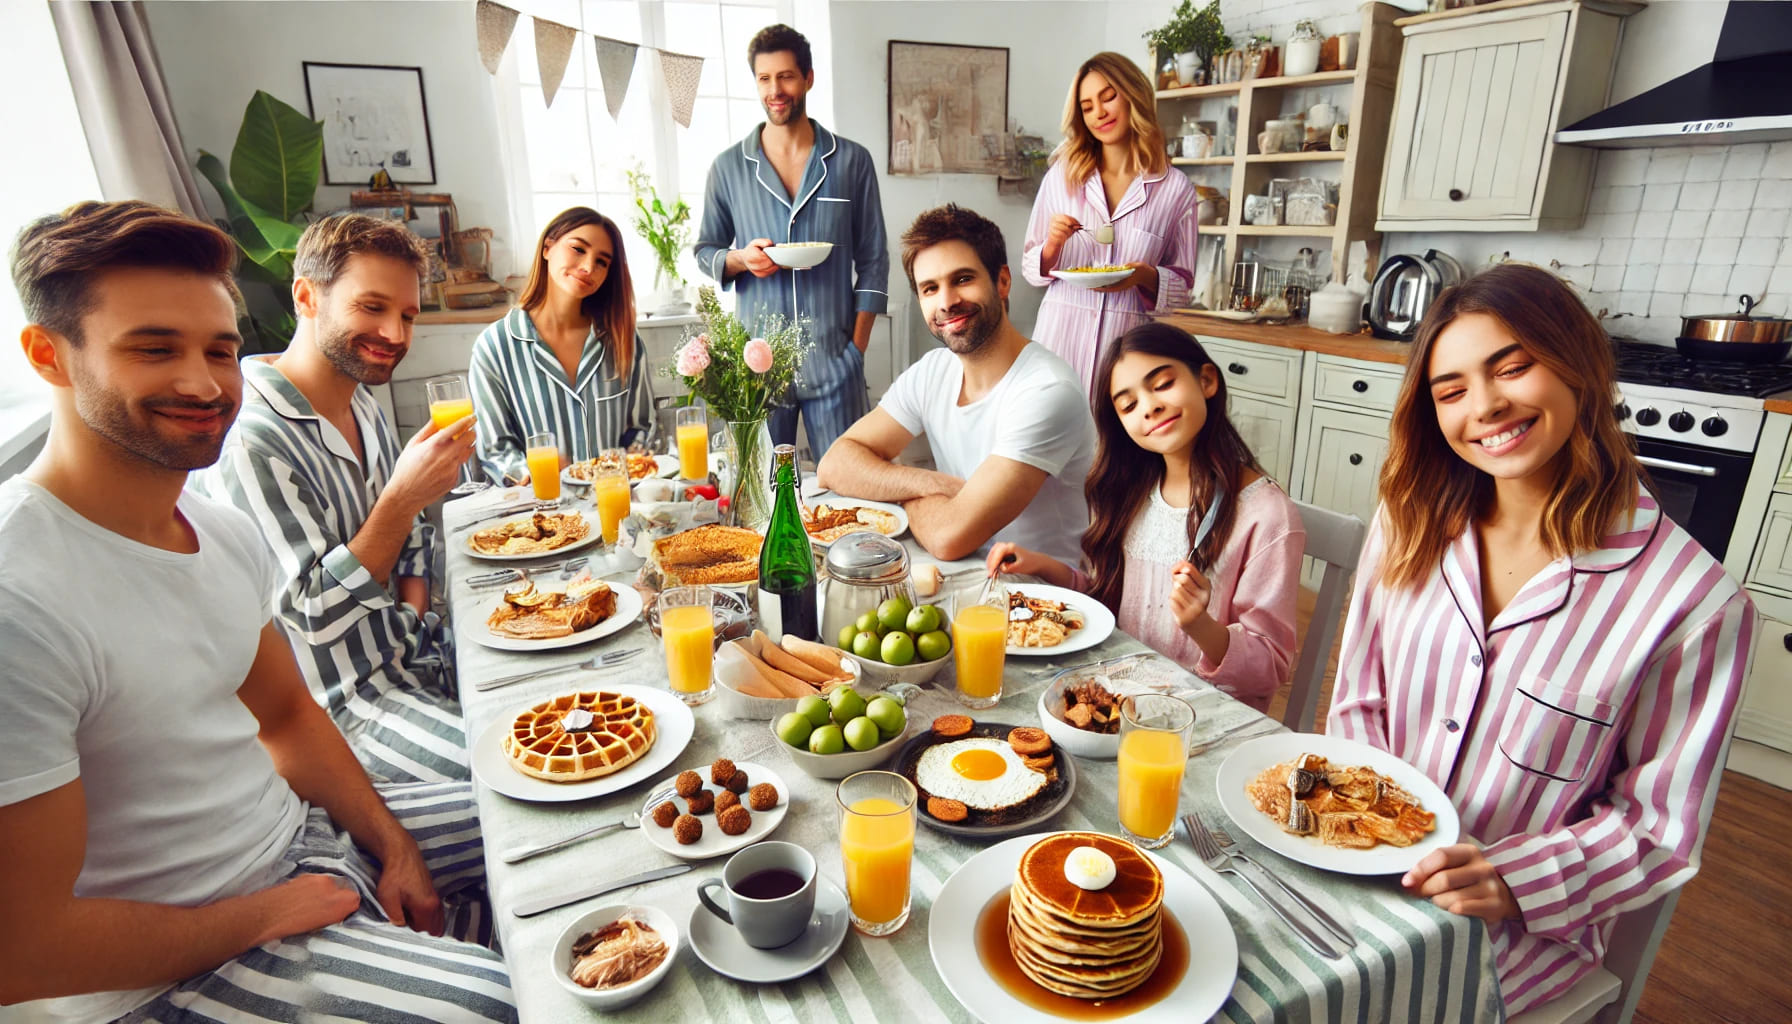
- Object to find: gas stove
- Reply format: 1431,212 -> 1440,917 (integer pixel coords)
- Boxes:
1611,340 -> 1788,454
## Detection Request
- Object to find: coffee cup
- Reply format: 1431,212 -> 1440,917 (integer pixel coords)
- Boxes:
697,841 -> 817,949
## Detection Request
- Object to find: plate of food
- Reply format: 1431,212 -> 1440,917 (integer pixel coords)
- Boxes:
638,759 -> 790,860
564,451 -> 678,487
472,685 -> 695,803
765,242 -> 833,269
802,498 -> 908,546
1050,266 -> 1134,289
473,576 -> 644,652
465,509 -> 602,561
893,717 -> 1077,838
1003,584 -> 1114,657
1215,732 -> 1460,876
928,830 -> 1236,1023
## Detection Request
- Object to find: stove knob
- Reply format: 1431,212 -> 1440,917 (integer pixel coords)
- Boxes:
1634,407 -> 1661,427
1702,415 -> 1728,437
1668,411 -> 1695,433
1615,402 -> 1630,422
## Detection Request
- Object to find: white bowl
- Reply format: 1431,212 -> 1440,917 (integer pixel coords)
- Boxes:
713,638 -> 865,721
1036,678 -> 1121,760
766,242 -> 834,269
551,903 -> 678,1009
770,716 -> 909,780
848,649 -> 951,690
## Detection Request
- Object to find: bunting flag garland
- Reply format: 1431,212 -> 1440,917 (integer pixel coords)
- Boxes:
475,0 -> 519,74
657,49 -> 705,128
533,17 -> 579,108
593,36 -> 638,120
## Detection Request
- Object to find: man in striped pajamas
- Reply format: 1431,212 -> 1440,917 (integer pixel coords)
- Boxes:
201,215 -> 476,784
694,23 -> 889,458
2,201 -> 513,1023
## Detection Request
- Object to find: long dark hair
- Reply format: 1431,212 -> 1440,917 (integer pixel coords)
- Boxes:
517,206 -> 635,369
1082,322 -> 1261,612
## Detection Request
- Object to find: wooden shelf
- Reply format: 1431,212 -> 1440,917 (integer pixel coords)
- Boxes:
1246,151 -> 1348,164
1155,68 -> 1358,101
1233,224 -> 1340,237
1171,157 -> 1235,166
1156,81 -> 1242,100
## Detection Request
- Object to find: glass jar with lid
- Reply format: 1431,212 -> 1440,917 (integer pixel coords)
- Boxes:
820,532 -> 917,650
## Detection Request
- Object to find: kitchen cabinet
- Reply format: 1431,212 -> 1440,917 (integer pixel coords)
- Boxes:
1376,0 -> 1634,232
1725,412 -> 1792,786
1299,406 -> 1391,528
1203,337 -> 1302,489
1735,618 -> 1792,761
1229,392 -> 1297,489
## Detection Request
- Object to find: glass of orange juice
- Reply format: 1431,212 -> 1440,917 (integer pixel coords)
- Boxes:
952,579 -> 1007,709
424,375 -> 487,495
675,406 -> 709,481
657,585 -> 715,705
1116,694 -> 1195,849
525,431 -> 561,503
592,447 -> 631,546
837,770 -> 916,937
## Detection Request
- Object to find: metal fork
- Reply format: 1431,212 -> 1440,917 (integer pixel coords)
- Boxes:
559,557 -> 590,579
452,501 -> 558,533
1210,824 -> 1355,946
473,647 -> 645,692
1182,811 -> 1349,959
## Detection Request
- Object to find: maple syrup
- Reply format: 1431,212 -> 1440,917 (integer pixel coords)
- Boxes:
972,892 -> 1189,1020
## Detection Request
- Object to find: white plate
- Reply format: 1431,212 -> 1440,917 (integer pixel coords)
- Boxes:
471,685 -> 695,803
563,454 -> 681,489
1215,733 -> 1461,876
804,497 -> 910,546
470,582 -> 644,653
1004,583 -> 1115,657
463,510 -> 603,562
765,243 -> 833,269
929,832 -> 1238,1023
636,760 -> 790,860
687,876 -> 849,983
1050,267 -> 1133,289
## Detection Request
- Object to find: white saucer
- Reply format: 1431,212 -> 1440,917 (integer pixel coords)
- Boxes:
687,875 -> 850,983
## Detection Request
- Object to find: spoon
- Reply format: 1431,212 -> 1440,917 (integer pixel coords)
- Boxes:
499,808 -> 645,864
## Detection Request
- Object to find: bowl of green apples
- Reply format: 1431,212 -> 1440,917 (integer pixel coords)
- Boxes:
770,687 -> 910,780
835,596 -> 953,689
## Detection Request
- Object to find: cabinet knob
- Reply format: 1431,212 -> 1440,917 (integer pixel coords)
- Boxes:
1351,379 -> 1368,393
1348,453 -> 1363,466
1784,632 -> 1791,654
1228,362 -> 1248,375
1448,188 -> 1465,201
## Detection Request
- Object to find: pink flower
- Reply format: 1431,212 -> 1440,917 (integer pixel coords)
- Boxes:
743,337 -> 774,374
676,337 -> 710,377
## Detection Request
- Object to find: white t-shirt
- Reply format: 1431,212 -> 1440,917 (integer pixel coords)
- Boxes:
0,479 -> 306,1024
880,343 -> 1096,564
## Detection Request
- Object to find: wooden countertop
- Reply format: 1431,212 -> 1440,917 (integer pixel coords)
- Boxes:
1765,391 -> 1792,416
1153,311 -> 1414,366
416,305 -> 508,326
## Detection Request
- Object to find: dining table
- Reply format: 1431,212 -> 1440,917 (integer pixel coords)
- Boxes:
443,487 -> 1505,1023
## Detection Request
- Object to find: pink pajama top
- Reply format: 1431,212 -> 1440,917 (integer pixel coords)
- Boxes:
1327,491 -> 1754,1014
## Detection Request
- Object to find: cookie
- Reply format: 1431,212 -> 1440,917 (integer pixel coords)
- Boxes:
673,814 -> 702,845
932,714 -> 974,739
686,790 -> 715,815
710,758 -> 737,787
651,800 -> 678,828
674,770 -> 703,798
926,796 -> 969,822
748,782 -> 779,811
1007,726 -> 1052,756
717,805 -> 752,836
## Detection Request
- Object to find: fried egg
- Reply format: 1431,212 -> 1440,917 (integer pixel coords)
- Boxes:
915,737 -> 1048,811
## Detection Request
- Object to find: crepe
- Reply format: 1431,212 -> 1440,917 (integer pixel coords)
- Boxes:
469,511 -> 589,555
802,503 -> 900,543
1007,592 -> 1084,648
487,577 -> 617,639
1246,755 -> 1437,849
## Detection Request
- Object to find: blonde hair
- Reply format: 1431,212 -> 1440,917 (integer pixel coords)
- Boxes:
517,207 -> 635,370
1377,263 -> 1642,590
1056,52 -> 1167,193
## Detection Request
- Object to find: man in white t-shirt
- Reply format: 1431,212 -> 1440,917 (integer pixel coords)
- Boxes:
0,201 -> 513,1022
817,204 -> 1095,564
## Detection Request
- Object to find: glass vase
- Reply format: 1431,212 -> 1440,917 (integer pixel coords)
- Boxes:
723,417 -> 775,532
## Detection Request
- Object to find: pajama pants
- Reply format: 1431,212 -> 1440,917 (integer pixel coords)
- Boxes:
118,782 -> 516,1024
330,614 -> 470,787
769,375 -> 870,464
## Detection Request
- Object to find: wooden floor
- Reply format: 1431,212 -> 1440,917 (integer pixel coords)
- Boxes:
1269,589 -> 1792,1023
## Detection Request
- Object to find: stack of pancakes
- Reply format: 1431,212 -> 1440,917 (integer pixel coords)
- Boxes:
1007,831 -> 1164,999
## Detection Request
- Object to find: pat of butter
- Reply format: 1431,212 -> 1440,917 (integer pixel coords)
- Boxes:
561,708 -> 596,732
1064,846 -> 1117,890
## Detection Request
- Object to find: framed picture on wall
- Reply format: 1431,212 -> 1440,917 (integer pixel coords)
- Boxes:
887,42 -> 1009,176
303,61 -> 437,186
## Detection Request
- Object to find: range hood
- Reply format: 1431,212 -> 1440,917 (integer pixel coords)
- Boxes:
1556,1 -> 1792,148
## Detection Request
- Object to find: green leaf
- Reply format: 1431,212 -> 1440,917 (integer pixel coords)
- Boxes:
231,91 -> 323,221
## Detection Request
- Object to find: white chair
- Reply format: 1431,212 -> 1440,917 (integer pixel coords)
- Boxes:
1282,501 -> 1367,733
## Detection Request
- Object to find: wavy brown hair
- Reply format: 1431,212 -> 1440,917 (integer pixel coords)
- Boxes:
517,207 -> 634,369
1056,53 -> 1168,194
1377,262 -> 1641,590
1082,322 -> 1261,612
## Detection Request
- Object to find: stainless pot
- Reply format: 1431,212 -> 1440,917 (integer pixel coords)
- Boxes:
1676,294 -> 1792,362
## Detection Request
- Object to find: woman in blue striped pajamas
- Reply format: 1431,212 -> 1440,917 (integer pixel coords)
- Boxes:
470,208 -> 648,485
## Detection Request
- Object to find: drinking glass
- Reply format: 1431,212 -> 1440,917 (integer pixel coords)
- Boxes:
525,431 -> 561,503
952,575 -> 1007,709
658,585 -> 715,705
425,375 -> 488,495
675,406 -> 709,480
837,770 -> 917,937
1116,694 -> 1196,849
592,447 -> 631,546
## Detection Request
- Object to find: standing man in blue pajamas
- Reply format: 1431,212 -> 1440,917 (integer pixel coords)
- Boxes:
693,23 -> 889,459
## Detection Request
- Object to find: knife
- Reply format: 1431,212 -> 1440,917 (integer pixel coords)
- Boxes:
1185,485 -> 1226,564
511,862 -> 693,918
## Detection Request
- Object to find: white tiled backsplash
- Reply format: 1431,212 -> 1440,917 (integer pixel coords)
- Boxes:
1388,144 -> 1792,345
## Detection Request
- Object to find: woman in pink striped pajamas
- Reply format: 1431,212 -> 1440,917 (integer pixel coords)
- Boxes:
1021,52 -> 1199,397
1327,263 -> 1755,1014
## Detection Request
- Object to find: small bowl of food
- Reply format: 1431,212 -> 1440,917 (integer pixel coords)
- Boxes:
770,685 -> 910,780
552,904 -> 678,1010
1049,265 -> 1134,289
765,242 -> 834,269
1037,672 -> 1125,760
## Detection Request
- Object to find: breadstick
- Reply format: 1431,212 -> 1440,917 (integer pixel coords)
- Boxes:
753,631 -> 834,685
739,646 -> 817,697
778,635 -> 844,676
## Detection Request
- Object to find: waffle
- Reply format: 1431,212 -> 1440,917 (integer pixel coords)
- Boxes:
502,691 -> 657,782
470,511 -> 590,556
1007,831 -> 1164,999
649,524 -> 762,586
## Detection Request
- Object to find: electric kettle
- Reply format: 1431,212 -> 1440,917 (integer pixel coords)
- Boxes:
1366,250 -> 1463,340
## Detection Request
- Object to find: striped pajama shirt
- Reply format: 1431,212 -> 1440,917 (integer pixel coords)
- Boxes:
1328,491 -> 1755,1014
468,307 -> 649,485
119,781 -> 515,1024
202,358 -> 469,784
693,120 -> 889,457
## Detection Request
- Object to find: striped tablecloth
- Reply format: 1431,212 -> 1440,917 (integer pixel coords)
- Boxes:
444,491 -> 1505,1023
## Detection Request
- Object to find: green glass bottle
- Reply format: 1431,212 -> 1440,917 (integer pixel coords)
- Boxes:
756,443 -> 819,643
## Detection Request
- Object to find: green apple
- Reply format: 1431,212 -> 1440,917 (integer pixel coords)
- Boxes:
796,694 -> 832,730
876,596 -> 913,633
837,624 -> 859,650
851,631 -> 882,662
905,604 -> 942,635
880,631 -> 916,666
843,716 -> 881,752
808,723 -> 846,755
865,696 -> 906,735
915,629 -> 952,663
854,610 -> 881,635
829,686 -> 868,725
775,711 -> 813,749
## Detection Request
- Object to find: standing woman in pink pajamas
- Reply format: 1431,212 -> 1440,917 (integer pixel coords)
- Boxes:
1022,52 -> 1199,397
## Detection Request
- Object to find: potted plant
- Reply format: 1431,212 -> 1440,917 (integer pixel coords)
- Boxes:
1144,0 -> 1231,86
627,167 -> 693,315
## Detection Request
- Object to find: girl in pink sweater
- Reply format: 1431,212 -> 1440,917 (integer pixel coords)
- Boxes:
989,322 -> 1303,709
